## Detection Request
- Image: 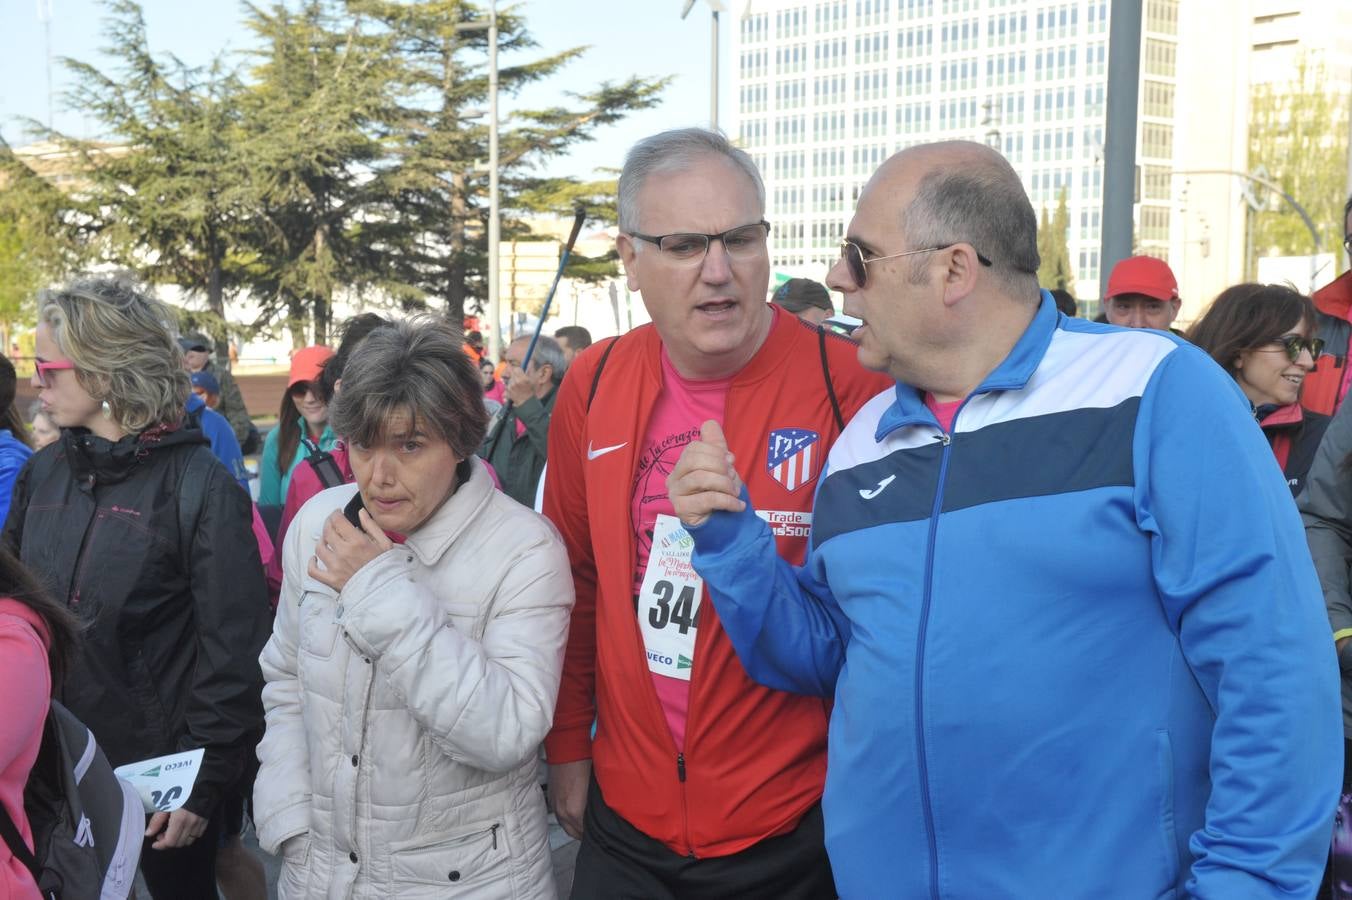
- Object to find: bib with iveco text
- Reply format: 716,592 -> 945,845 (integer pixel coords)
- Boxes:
638,514 -> 704,681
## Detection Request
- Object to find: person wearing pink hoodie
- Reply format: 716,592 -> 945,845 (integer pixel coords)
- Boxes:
0,548 -> 77,900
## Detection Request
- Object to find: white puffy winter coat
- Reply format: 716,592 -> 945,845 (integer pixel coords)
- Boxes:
253,458 -> 574,899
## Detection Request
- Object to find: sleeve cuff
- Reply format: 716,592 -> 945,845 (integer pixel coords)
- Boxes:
256,799 -> 311,856
687,486 -> 760,551
544,723 -> 593,764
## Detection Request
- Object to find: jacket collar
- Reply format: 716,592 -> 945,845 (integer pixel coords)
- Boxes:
1314,269 -> 1352,321
1257,400 -> 1304,430
876,290 -> 1057,440
63,422 -> 207,488
400,456 -> 497,567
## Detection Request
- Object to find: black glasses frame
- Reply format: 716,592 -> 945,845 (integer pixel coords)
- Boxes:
628,220 -> 772,262
1253,334 -> 1325,363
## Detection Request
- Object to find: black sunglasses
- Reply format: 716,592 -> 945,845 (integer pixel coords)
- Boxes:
1256,335 -> 1325,363
839,239 -> 992,289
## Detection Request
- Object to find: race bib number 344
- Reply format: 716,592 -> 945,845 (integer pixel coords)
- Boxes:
638,514 -> 704,681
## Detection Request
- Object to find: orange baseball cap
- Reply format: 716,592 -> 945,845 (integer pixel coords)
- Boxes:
288,345 -> 335,389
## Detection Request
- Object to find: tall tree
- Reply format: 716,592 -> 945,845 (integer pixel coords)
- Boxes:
1249,53 -> 1351,273
359,0 -> 668,327
1037,187 -> 1075,293
22,0 -> 258,346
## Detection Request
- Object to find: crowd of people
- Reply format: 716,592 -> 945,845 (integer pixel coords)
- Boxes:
0,125 -> 1351,900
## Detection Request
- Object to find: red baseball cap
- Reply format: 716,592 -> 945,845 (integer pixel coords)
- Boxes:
1106,256 -> 1179,302
288,345 -> 335,389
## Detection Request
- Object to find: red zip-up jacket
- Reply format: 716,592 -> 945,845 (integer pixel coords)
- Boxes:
543,306 -> 891,857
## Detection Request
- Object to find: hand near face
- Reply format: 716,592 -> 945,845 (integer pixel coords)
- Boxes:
307,508 -> 394,593
504,368 -> 536,407
667,419 -> 747,528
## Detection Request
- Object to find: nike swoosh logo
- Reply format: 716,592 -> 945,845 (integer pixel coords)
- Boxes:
587,441 -> 628,461
859,474 -> 896,500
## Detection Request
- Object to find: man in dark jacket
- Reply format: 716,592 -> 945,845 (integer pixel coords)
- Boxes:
180,333 -> 254,451
478,334 -> 565,508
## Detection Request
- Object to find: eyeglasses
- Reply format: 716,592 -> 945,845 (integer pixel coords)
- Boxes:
839,239 -> 993,289
628,220 -> 771,265
34,359 -> 75,387
1254,335 -> 1325,362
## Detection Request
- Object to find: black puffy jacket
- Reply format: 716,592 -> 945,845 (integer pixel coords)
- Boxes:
2,424 -> 271,818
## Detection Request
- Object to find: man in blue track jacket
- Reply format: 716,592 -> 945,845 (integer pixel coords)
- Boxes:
667,140 -> 1342,899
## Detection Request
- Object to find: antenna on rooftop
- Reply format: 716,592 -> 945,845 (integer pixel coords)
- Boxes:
37,0 -> 53,130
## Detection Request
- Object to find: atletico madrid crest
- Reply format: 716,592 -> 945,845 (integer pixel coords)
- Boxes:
766,428 -> 821,492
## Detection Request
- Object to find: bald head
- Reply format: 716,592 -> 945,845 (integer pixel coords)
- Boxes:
870,141 -> 1040,297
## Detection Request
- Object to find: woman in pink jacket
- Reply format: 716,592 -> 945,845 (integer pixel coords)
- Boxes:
0,547 -> 77,900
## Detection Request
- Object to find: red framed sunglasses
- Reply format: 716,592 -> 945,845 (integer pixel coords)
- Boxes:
34,359 -> 75,387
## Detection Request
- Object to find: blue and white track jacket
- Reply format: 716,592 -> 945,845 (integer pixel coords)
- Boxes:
689,294 -> 1341,899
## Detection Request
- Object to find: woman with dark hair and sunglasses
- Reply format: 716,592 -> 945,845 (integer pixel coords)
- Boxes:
1186,282 -> 1329,496
3,278 -> 271,899
257,346 -> 337,508
0,546 -> 78,899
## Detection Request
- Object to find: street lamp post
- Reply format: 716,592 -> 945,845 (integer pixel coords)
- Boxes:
456,4 -> 500,362
680,0 -> 726,130
1170,168 -> 1324,291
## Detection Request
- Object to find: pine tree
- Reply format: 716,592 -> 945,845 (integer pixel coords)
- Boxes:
1036,187 -> 1075,293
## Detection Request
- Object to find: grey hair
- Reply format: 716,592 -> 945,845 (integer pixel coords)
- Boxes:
514,335 -> 567,387
38,278 -> 189,434
330,316 -> 489,461
901,146 -> 1041,293
617,128 -> 765,234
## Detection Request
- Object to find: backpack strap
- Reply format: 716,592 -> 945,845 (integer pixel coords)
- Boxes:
301,437 -> 346,490
817,327 -> 845,432
585,335 -> 622,414
0,796 -> 41,883
175,446 -> 216,573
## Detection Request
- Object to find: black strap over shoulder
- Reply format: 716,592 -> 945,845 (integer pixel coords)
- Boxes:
301,437 -> 346,490
176,445 -> 217,574
0,797 -> 40,882
586,335 -> 623,414
817,327 -> 845,432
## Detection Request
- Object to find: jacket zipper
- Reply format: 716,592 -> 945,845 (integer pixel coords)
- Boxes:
350,633 -> 376,865
69,509 -> 106,608
917,431 -> 953,900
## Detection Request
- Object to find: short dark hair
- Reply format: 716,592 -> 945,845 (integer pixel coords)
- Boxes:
902,150 -> 1041,294
1344,193 -> 1352,228
318,313 -> 391,404
1186,283 -> 1317,376
1049,289 -> 1077,317
554,325 -> 592,352
331,316 -> 489,461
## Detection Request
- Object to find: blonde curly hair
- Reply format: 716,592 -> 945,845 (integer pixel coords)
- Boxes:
38,278 -> 189,435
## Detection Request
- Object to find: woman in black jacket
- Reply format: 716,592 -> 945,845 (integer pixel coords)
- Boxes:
2,278 -> 271,900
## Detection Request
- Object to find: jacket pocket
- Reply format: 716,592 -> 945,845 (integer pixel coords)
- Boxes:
127,647 -> 172,749
277,834 -> 312,900
389,822 -> 509,889
1154,730 -> 1181,896
298,592 -> 340,660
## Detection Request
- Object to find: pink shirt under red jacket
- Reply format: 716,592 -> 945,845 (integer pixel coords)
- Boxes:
0,599 -> 50,900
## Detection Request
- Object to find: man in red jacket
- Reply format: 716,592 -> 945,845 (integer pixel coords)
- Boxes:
542,128 -> 889,898
1304,195 -> 1352,417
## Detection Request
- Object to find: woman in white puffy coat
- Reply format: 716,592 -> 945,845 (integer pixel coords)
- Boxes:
253,317 -> 575,899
